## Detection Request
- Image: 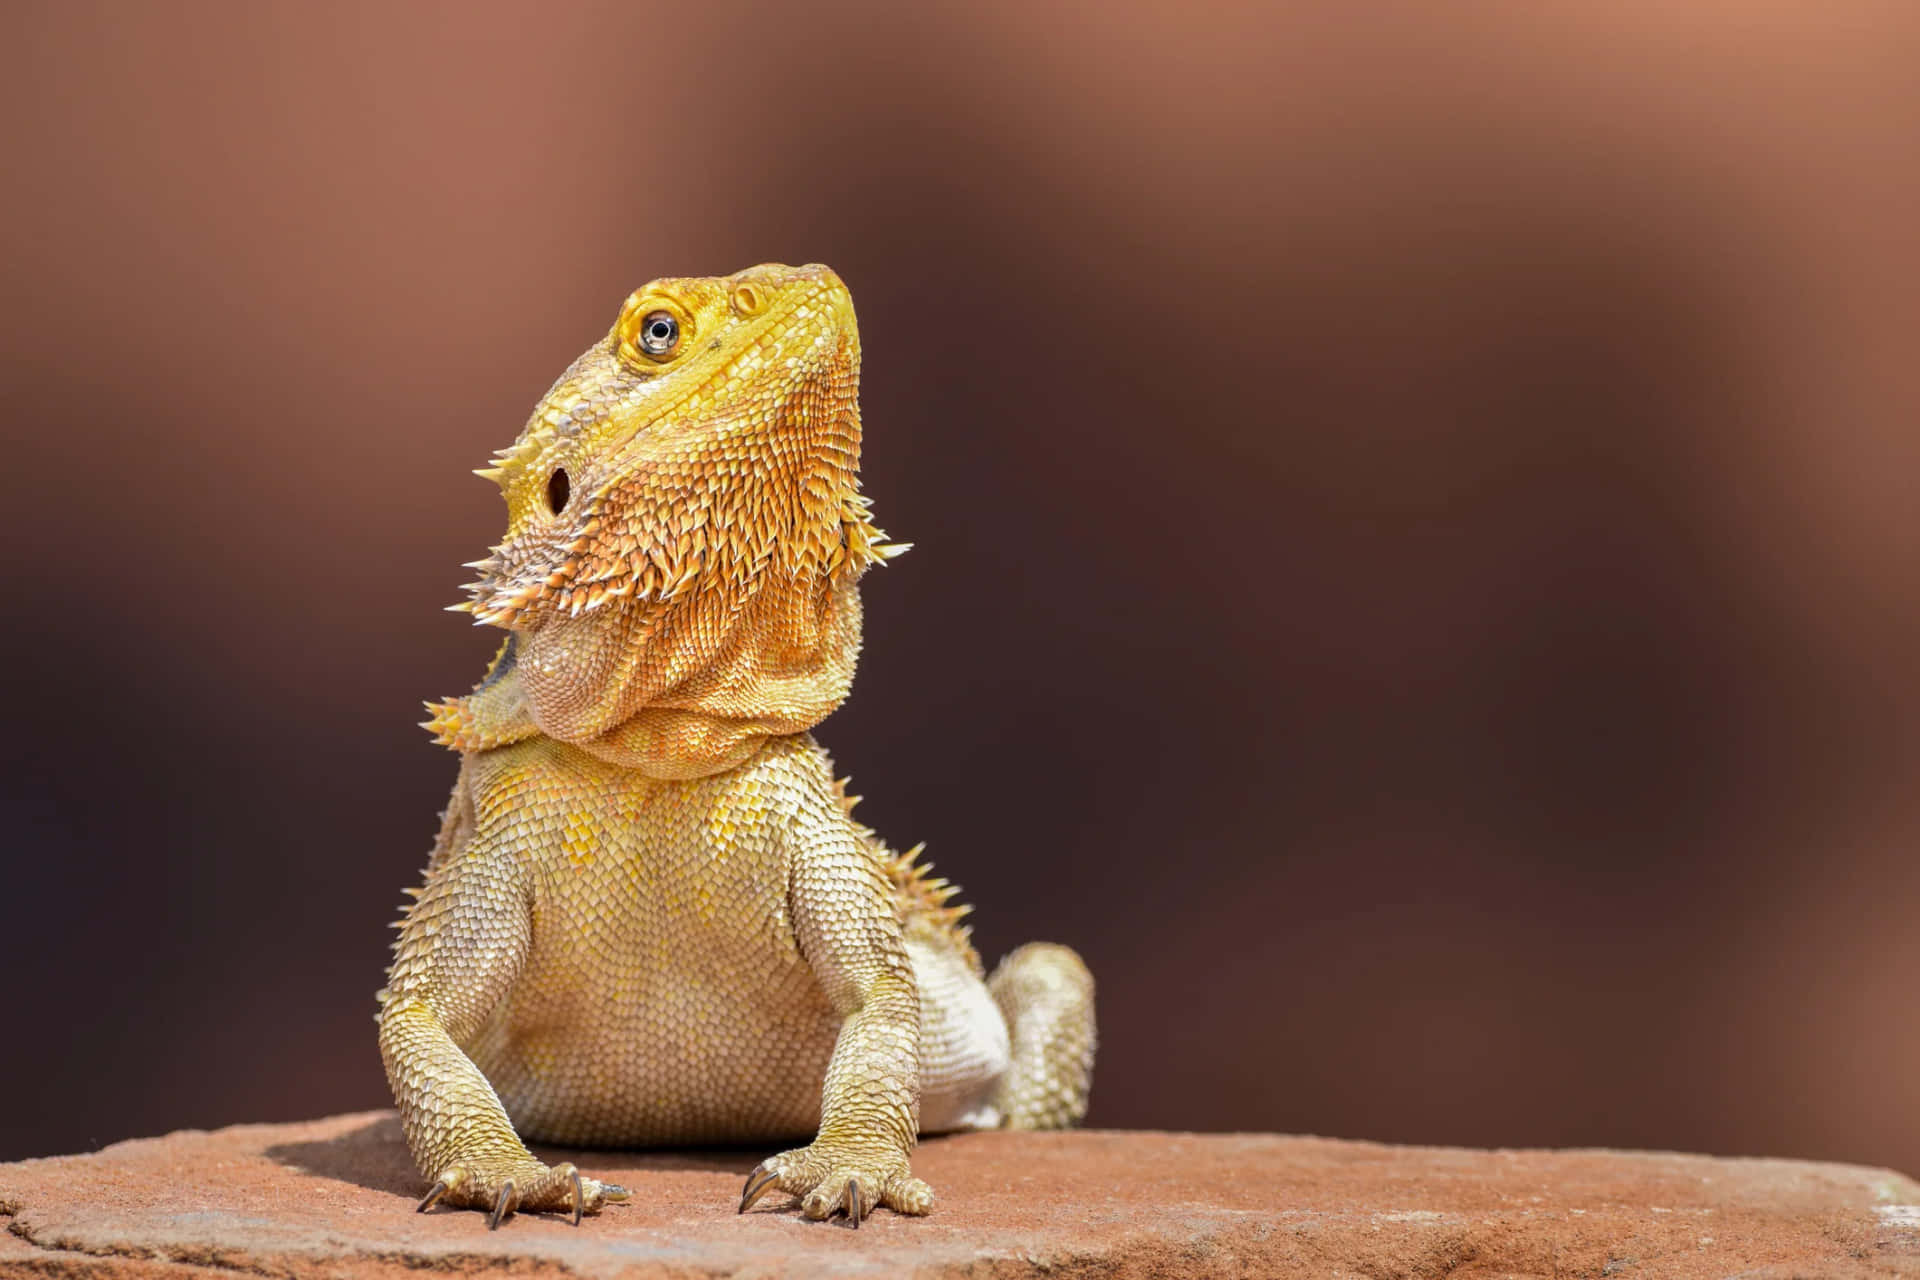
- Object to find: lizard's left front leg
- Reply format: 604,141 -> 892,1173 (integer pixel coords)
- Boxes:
739,796 -> 930,1225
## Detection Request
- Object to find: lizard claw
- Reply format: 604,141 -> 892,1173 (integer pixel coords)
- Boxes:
739,1164 -> 781,1214
415,1179 -> 451,1214
569,1169 -> 584,1227
846,1176 -> 865,1229
488,1178 -> 515,1230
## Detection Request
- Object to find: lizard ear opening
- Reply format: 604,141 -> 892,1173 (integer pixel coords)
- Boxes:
546,468 -> 571,516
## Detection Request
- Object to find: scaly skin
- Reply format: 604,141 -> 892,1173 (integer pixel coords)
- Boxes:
376,265 -> 1096,1228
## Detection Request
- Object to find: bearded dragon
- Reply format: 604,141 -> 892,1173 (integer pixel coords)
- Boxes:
375,264 -> 1096,1228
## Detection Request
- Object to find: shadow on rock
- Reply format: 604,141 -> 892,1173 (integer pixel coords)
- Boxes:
530,1143 -> 767,1180
265,1115 -> 419,1197
265,1114 -> 766,1200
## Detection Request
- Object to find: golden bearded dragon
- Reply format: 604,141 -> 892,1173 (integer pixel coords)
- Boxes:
376,264 -> 1095,1228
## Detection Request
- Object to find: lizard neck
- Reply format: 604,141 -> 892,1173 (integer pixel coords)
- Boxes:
567,708 -> 788,779
425,575 -> 863,778
423,672 -> 800,778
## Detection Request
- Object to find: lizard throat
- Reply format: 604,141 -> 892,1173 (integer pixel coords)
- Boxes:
425,572 -> 865,779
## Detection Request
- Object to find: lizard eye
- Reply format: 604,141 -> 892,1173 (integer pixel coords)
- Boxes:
637,311 -> 680,357
546,467 -> 570,515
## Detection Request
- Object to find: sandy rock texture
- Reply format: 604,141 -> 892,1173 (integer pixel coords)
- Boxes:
1,1112 -> 1916,1278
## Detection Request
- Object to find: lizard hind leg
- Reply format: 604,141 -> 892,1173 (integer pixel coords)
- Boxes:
987,942 -> 1096,1129
908,929 -> 1013,1134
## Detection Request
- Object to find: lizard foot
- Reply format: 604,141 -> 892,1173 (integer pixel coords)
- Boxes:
416,1159 -> 629,1228
738,1142 -> 932,1225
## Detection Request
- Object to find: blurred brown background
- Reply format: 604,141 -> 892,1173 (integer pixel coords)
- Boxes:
2,1 -> 1916,1173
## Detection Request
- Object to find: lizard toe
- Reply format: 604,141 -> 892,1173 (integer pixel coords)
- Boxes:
883,1172 -> 934,1216
418,1159 -> 621,1226
753,1141 -> 926,1224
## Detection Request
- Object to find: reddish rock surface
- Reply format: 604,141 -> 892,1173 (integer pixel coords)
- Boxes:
1,1112 -> 1916,1278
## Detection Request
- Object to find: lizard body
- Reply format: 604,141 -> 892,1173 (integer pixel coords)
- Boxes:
376,265 -> 1095,1227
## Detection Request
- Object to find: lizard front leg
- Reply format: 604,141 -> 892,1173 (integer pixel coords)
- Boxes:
739,790 -> 930,1225
377,809 -> 625,1227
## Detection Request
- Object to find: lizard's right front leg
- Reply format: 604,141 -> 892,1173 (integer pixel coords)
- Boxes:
376,815 -> 625,1228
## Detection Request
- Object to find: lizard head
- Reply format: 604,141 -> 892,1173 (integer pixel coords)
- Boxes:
431,264 -> 906,775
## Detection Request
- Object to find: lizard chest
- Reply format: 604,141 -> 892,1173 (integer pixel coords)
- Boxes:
459,738 -> 842,1144
482,743 -> 808,987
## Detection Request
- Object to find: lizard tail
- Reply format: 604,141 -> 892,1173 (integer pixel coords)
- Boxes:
987,943 -> 1096,1129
